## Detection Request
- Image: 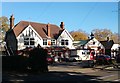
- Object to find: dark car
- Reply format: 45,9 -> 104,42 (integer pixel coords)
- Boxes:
47,55 -> 54,65
95,55 -> 111,65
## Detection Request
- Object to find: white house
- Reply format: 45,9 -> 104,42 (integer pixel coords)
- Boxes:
111,44 -> 120,57
84,38 -> 105,51
73,33 -> 105,56
5,15 -> 75,52
111,44 -> 120,50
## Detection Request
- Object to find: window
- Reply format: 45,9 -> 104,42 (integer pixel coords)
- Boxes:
82,52 -> 85,54
24,37 -> 35,46
24,38 -> 29,45
61,39 -> 69,45
61,39 -> 64,45
87,52 -> 90,54
43,39 -> 47,45
93,42 -> 95,45
51,39 -> 56,45
65,40 -> 69,45
30,38 -> 34,45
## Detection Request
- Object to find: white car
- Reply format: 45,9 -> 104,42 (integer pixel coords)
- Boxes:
69,55 -> 81,62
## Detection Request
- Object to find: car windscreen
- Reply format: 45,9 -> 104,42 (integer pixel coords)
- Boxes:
104,55 -> 110,58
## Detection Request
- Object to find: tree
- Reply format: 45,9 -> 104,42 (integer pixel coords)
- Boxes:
92,29 -> 112,41
70,30 -> 88,41
0,16 -> 9,41
92,29 -> 120,44
0,16 -> 9,32
111,33 -> 120,44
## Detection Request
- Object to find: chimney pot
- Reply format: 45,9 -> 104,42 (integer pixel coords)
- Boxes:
10,14 -> 15,29
60,22 -> 64,30
107,37 -> 109,41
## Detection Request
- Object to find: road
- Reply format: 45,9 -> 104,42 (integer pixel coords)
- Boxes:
49,62 -> 120,82
2,62 -> 120,83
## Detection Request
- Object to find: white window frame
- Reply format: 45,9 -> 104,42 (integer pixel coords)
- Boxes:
43,39 -> 47,45
51,39 -> 56,46
24,37 -> 35,47
61,39 -> 69,46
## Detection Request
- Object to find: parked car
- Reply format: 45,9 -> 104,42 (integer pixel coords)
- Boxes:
95,55 -> 111,65
47,55 -> 54,64
68,55 -> 81,62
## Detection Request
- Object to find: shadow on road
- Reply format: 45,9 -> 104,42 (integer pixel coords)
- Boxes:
2,70 -> 113,83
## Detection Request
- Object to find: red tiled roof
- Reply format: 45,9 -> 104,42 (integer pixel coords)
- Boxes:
13,21 -> 62,39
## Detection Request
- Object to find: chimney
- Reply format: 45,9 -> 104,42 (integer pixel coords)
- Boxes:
60,22 -> 64,30
9,14 -> 15,29
107,37 -> 109,41
90,32 -> 94,39
47,23 -> 50,37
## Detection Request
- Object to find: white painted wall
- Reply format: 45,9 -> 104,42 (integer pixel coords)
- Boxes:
17,25 -> 43,50
17,25 -> 75,50
84,38 -> 104,51
111,44 -> 120,58
57,29 -> 75,49
70,49 -> 91,60
111,44 -> 120,50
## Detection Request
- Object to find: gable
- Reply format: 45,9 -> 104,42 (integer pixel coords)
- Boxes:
85,38 -> 104,49
57,29 -> 74,40
17,25 -> 42,40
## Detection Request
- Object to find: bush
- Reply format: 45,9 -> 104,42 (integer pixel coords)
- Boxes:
2,47 -> 48,73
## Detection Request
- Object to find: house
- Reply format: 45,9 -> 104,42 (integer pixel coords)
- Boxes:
74,34 -> 115,56
111,44 -> 120,51
73,33 -> 105,56
5,15 -> 75,55
111,44 -> 120,58
100,38 -> 114,56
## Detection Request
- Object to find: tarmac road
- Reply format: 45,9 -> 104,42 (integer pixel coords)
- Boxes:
2,62 -> 120,83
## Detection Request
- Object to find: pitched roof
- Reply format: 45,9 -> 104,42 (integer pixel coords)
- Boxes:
73,40 -> 89,46
13,21 -> 62,39
100,40 -> 114,49
79,40 -> 89,46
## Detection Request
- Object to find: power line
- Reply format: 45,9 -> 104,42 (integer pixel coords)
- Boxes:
79,3 -> 98,28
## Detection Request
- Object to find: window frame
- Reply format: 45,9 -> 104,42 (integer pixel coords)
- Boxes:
51,39 -> 56,46
24,37 -> 35,46
61,39 -> 69,46
43,39 -> 47,45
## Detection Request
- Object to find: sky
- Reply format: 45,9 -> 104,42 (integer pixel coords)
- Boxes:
1,2 -> 118,34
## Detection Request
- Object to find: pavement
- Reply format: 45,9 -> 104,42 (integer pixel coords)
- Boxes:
93,63 -> 120,71
48,66 -> 98,74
